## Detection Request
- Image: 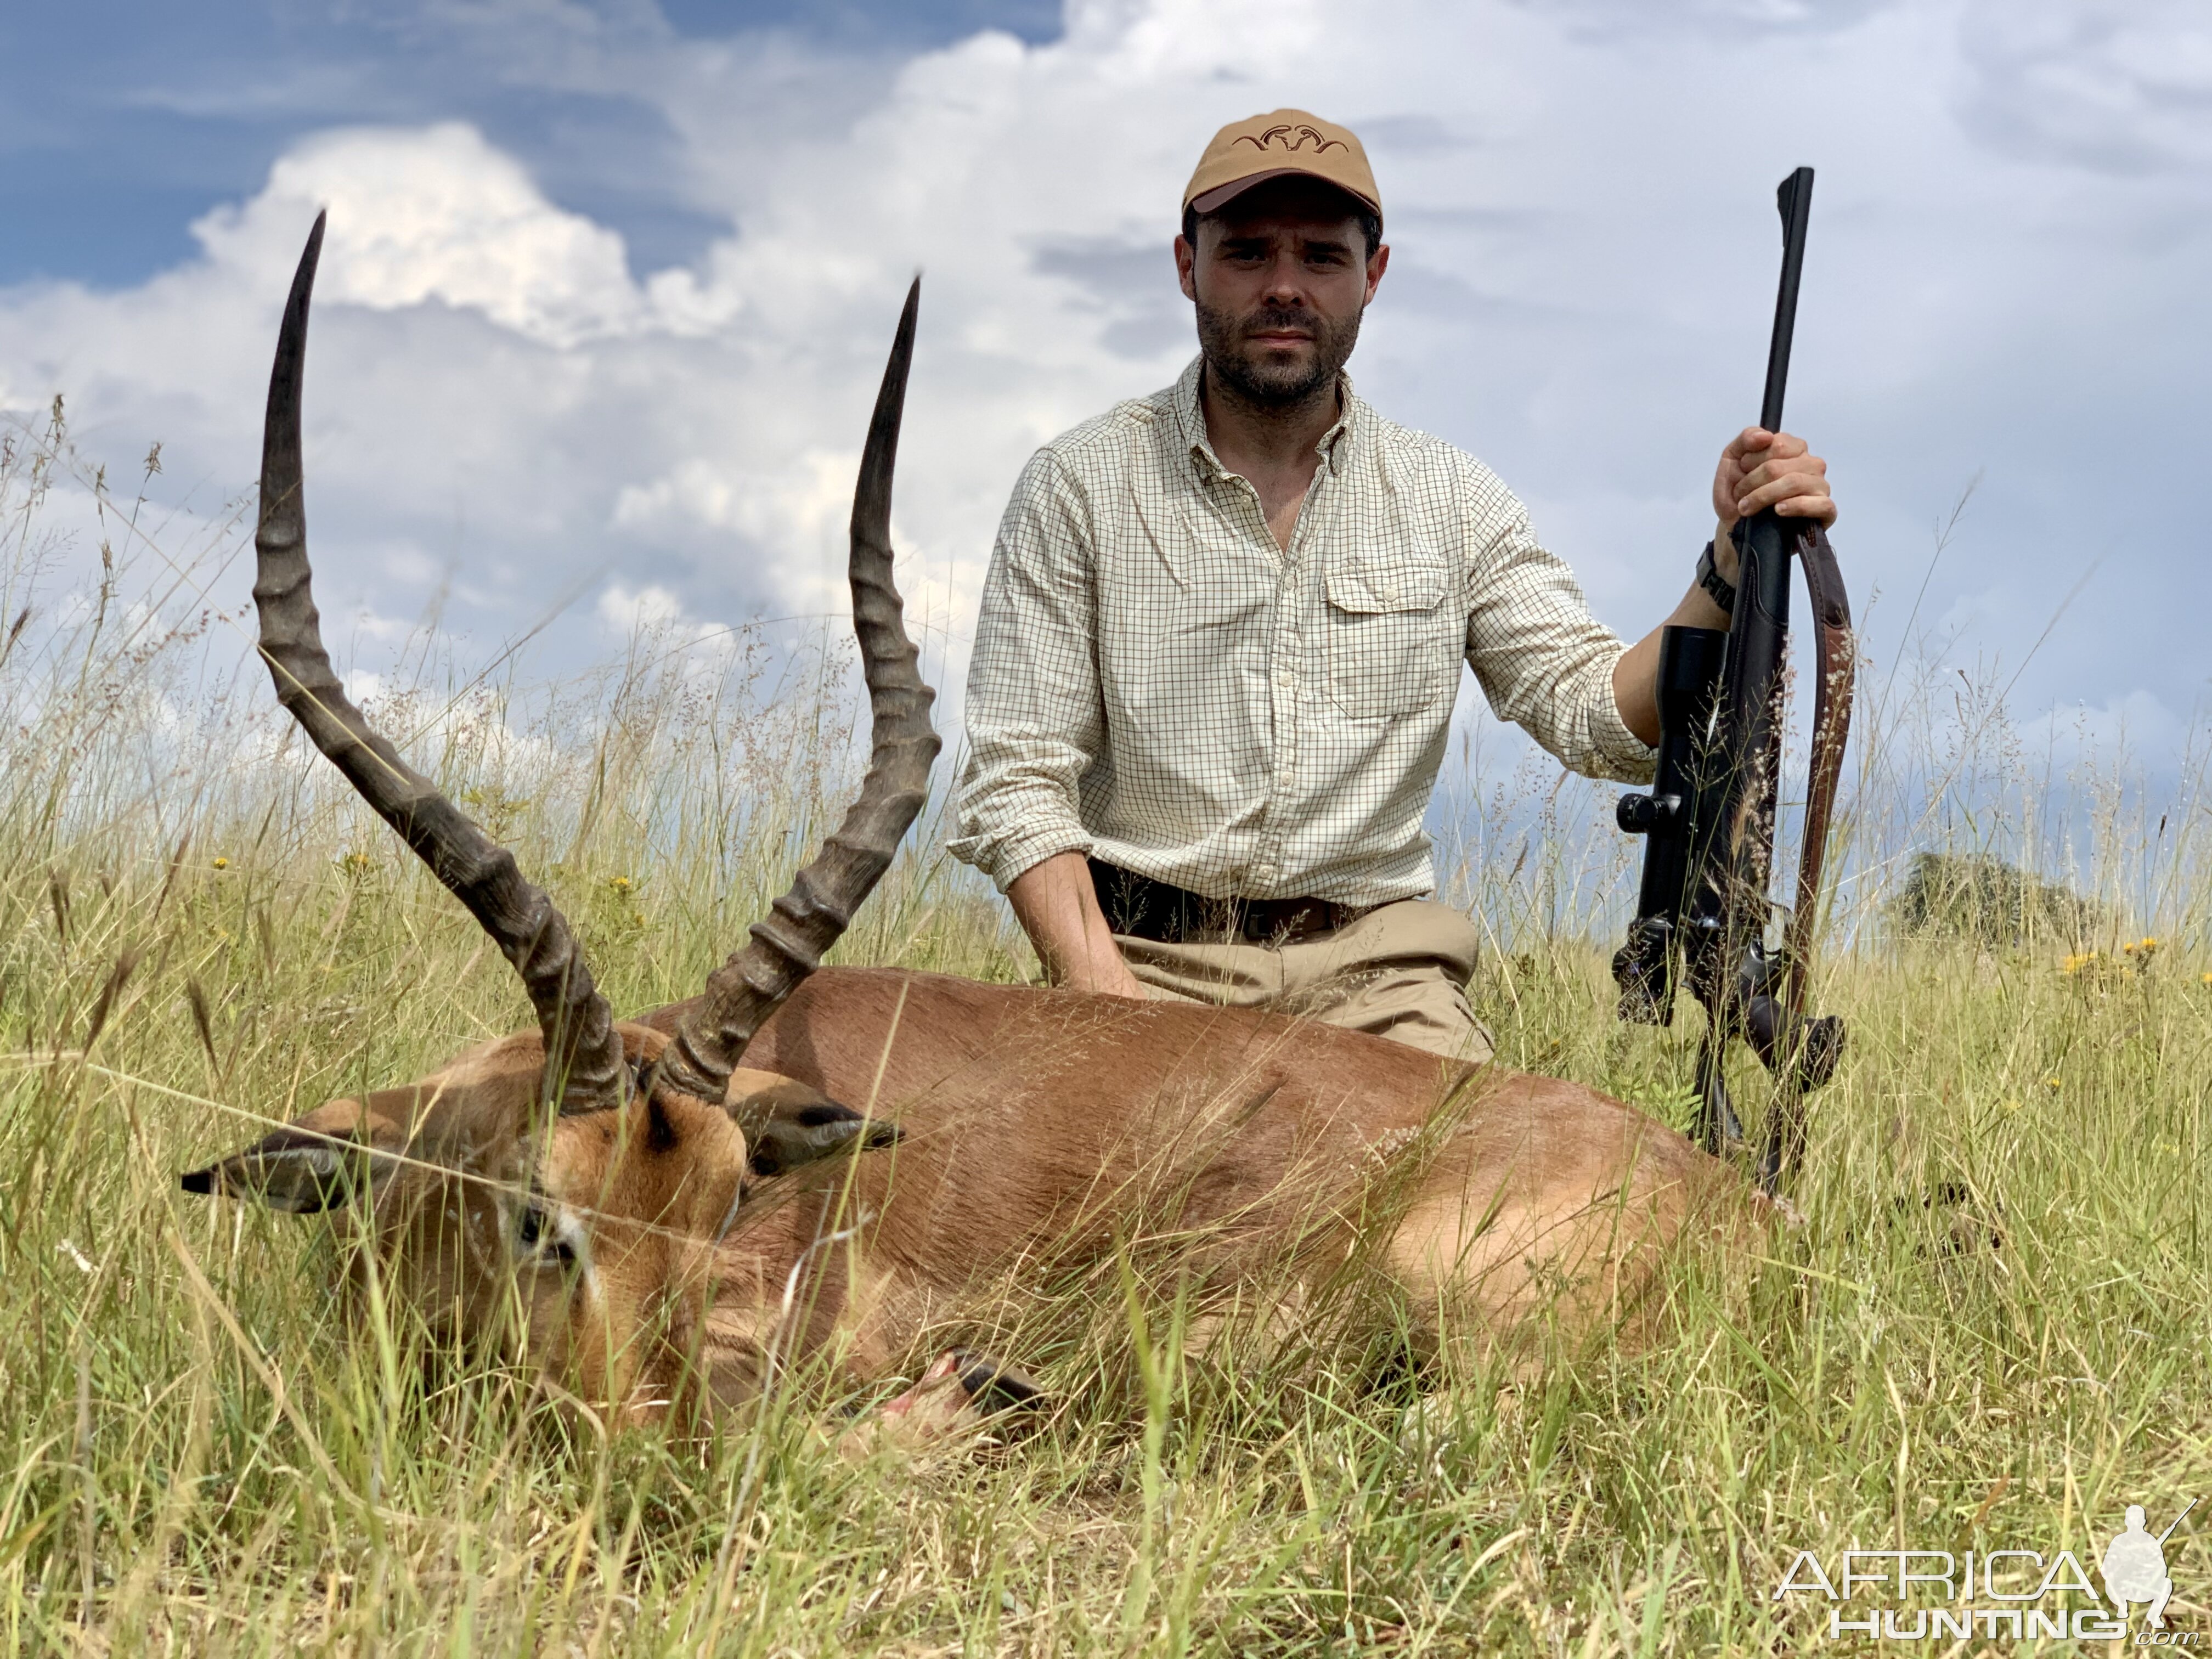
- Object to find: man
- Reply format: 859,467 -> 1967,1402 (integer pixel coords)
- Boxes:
949,109 -> 1836,1060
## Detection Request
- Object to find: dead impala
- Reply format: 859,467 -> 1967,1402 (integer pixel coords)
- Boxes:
182,217 -> 1751,1439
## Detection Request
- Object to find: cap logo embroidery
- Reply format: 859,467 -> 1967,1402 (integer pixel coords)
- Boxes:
1234,124 -> 1346,155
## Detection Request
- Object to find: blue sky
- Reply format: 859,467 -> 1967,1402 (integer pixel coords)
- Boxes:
0,1 -> 1062,287
2,0 -> 2208,790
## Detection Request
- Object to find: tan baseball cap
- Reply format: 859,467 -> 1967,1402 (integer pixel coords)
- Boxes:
1182,109 -> 1381,224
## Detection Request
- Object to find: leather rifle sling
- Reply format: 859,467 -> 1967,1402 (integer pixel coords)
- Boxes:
1781,522 -> 1854,1037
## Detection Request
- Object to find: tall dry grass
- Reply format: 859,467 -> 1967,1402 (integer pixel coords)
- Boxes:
2,411 -> 2208,1654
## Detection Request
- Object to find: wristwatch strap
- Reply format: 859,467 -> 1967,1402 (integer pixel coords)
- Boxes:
1696,538 -> 1736,614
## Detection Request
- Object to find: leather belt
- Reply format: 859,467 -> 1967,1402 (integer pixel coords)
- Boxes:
1087,858 -> 1370,946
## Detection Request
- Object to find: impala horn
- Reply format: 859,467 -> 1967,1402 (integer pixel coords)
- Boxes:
255,212 -> 629,1117
653,279 -> 939,1120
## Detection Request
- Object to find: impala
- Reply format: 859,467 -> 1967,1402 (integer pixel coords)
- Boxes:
182,217 -> 1750,1439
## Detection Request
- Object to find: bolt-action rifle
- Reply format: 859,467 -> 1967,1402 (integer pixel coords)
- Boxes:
1611,167 -> 1856,1194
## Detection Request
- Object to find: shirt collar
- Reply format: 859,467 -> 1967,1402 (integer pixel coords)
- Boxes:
1173,356 -> 1362,483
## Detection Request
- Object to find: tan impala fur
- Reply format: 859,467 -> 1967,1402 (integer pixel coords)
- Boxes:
182,223 -> 1757,1443
190,967 -> 1747,1427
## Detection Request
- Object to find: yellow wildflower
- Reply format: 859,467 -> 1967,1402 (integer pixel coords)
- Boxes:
2123,936 -> 2160,958
2062,952 -> 2099,975
2044,1076 -> 2062,1090
211,856 -> 230,870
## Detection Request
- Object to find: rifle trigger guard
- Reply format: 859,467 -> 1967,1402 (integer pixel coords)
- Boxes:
1795,1014 -> 1845,1092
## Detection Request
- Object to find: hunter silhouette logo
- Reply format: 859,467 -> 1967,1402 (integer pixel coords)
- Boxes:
1234,123 -> 1346,154
2103,1500 -> 2195,1630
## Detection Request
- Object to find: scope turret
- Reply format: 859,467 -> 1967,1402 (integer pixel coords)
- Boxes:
1616,792 -> 1681,835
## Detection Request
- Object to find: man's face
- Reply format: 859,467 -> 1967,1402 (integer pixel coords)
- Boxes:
1175,177 -> 1389,407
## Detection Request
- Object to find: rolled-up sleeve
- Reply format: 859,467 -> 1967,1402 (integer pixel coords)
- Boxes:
947,449 -> 1105,890
1463,491 -> 1657,786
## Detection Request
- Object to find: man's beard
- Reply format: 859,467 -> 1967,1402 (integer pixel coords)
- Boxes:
1195,300 -> 1362,408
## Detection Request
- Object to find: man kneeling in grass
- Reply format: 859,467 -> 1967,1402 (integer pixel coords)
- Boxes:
951,109 -> 1838,1061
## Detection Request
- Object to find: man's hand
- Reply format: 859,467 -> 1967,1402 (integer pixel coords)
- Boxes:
1613,427 -> 1839,745
1006,851 -> 1148,1000
1711,427 -> 1835,580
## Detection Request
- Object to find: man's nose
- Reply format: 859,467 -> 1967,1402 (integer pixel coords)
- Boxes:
1259,256 -> 1311,307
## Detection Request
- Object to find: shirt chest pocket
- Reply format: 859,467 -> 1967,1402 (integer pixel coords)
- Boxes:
1323,549 -> 1459,721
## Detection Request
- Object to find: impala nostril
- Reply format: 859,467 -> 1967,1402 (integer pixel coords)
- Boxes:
517,1203 -> 578,1268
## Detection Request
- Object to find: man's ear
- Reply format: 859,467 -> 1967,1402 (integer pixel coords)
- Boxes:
179,1101 -> 406,1213
1363,240 -> 1390,304
726,1068 -> 901,1180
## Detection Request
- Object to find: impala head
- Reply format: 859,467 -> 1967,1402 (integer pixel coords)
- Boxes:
181,214 -> 936,1414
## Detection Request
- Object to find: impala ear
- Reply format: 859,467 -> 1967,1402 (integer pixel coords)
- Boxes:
726,1069 -> 901,1180
180,1102 -> 407,1213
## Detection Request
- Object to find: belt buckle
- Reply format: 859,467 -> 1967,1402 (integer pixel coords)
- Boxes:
1242,898 -> 1288,945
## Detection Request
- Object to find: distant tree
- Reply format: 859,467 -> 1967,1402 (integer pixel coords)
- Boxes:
1889,851 -> 2109,949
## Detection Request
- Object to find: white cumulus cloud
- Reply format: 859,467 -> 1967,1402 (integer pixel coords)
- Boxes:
596,580 -> 685,632
191,122 -> 661,347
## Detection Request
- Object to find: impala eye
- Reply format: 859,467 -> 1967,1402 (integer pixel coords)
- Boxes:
516,1201 -> 578,1269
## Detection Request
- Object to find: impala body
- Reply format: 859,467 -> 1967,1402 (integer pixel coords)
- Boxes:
183,218 -> 1750,1438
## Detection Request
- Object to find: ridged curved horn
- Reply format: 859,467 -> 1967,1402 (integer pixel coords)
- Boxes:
655,279 -> 939,1114
255,212 -> 629,1117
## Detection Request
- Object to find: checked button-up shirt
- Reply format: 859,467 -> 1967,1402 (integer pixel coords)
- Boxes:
948,357 -> 1658,907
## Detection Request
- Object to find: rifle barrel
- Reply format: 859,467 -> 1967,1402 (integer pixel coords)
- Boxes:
2157,1497 -> 2199,1545
1760,167 -> 1815,432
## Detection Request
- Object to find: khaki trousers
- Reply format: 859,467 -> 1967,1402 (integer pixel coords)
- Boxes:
1114,898 -> 1494,1063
